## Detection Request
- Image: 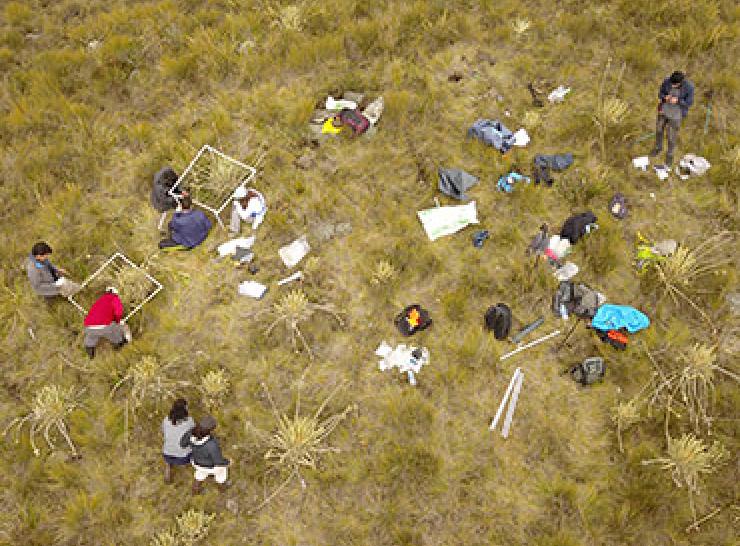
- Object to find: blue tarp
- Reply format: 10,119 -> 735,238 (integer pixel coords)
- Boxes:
591,304 -> 650,333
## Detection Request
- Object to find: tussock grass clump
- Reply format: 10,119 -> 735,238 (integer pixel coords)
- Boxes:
260,290 -> 344,359
369,259 -> 396,286
642,434 -> 729,526
648,344 -> 739,436
248,381 -> 354,513
3,385 -> 82,457
611,398 -> 642,453
199,369 -> 230,410
110,356 -> 190,415
151,509 -> 215,546
652,232 -> 734,324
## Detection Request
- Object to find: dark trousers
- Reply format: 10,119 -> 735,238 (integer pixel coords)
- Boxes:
655,114 -> 680,164
158,238 -> 181,249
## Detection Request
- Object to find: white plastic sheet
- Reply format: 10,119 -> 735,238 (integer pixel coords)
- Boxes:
217,236 -> 256,257
632,156 -> 649,171
238,280 -> 267,299
279,235 -> 311,268
548,85 -> 571,103
417,201 -> 479,241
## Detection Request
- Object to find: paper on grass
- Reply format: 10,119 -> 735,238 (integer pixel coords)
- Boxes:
512,128 -> 530,147
632,156 -> 649,171
238,280 -> 267,299
279,235 -> 311,268
218,236 -> 255,257
417,201 -> 479,241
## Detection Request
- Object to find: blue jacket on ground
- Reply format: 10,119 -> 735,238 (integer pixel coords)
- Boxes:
169,210 -> 212,248
659,77 -> 694,118
591,304 -> 650,333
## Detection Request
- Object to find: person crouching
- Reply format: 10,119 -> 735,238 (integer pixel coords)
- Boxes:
162,398 -> 195,484
83,287 -> 130,358
179,415 -> 231,494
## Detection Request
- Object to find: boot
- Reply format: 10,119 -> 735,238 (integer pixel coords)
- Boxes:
218,480 -> 232,492
192,480 -> 203,495
164,464 -> 173,484
85,346 -> 95,359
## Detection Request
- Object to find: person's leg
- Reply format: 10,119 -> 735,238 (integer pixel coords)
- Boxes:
164,463 -> 173,484
229,204 -> 241,234
83,328 -> 99,359
192,465 -> 207,494
666,119 -> 680,166
651,114 -> 666,155
85,346 -> 96,358
214,466 -> 230,490
159,238 -> 180,249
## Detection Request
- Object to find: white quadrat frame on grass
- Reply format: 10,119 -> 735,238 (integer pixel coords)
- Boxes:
66,252 -> 163,323
169,144 -> 258,229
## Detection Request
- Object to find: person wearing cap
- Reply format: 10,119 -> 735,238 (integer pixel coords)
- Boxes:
162,398 -> 195,484
179,415 -> 230,494
26,241 -> 81,299
229,187 -> 267,234
650,71 -> 694,167
83,287 -> 131,358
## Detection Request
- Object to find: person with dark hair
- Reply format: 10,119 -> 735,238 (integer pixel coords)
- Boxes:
179,415 -> 230,494
158,194 -> 212,250
151,167 -> 188,230
162,398 -> 195,484
650,71 -> 694,167
25,241 -> 80,298
83,287 -> 130,358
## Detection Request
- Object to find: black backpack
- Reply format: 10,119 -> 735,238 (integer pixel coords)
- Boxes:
570,357 -> 606,385
484,304 -> 512,340
394,304 -> 432,336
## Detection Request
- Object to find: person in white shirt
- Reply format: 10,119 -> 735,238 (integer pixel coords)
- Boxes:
229,187 -> 266,233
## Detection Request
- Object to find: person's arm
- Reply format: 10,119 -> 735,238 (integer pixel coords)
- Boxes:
658,79 -> 670,102
208,438 -> 229,466
112,295 -> 124,323
179,428 -> 194,448
679,82 -> 694,111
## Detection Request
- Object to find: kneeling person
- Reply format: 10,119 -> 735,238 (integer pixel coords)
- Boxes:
83,288 -> 130,358
229,187 -> 267,233
180,415 -> 230,494
159,195 -> 212,250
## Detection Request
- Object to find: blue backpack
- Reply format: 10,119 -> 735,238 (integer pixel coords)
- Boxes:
467,119 -> 515,153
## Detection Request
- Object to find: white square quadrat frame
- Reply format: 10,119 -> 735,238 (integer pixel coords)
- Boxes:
66,252 -> 163,323
169,144 -> 258,229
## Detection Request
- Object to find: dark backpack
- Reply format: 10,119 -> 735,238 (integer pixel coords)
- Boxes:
570,357 -> 605,385
394,304 -> 432,336
484,304 -> 512,340
339,108 -> 369,135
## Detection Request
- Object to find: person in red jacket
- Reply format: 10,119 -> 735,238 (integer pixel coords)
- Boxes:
83,287 -> 131,358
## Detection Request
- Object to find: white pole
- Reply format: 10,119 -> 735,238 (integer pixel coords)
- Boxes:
501,372 -> 524,438
490,368 -> 522,431
499,330 -> 561,361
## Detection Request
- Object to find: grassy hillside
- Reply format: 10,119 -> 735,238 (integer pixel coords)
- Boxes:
0,1 -> 737,544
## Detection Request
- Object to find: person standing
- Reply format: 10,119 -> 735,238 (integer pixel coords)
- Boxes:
25,242 -> 81,299
158,195 -> 212,250
650,71 -> 694,167
83,287 -> 130,358
179,415 -> 231,494
162,399 -> 195,484
229,187 -> 267,233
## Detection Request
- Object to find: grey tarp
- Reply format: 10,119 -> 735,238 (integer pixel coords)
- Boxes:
438,168 -> 479,200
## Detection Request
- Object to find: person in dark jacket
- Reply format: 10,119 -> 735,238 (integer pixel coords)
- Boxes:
650,71 -> 694,167
25,241 -> 81,299
159,195 -> 212,250
180,415 -> 230,494
151,167 -> 185,230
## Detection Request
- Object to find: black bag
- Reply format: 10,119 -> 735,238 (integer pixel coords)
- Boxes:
570,357 -> 606,385
484,304 -> 512,340
394,304 -> 432,336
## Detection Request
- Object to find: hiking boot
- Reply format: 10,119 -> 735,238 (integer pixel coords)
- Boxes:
218,481 -> 233,492
192,480 -> 204,495
85,346 -> 95,359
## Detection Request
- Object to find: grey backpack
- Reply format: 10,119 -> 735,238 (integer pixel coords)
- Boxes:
570,357 -> 605,385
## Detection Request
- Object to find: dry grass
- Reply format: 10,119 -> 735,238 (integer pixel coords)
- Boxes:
0,0 -> 738,544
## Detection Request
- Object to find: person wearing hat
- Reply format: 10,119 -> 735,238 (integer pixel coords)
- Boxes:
179,415 -> 230,494
83,287 -> 131,358
650,71 -> 694,167
229,186 -> 267,234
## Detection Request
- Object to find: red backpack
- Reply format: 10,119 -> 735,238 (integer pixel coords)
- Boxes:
339,108 -> 369,135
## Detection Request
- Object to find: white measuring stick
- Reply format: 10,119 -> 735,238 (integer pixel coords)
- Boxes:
499,330 -> 561,361
501,371 -> 524,438
490,368 -> 522,431
277,271 -> 304,286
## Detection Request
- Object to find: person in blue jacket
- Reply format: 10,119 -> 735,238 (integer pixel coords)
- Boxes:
159,194 -> 212,250
650,71 -> 694,167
